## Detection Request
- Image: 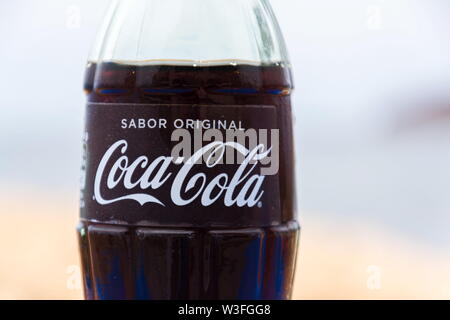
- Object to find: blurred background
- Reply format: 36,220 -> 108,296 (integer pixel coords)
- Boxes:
1,0 -> 450,299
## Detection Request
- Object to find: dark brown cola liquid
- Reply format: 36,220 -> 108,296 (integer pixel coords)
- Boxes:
78,61 -> 300,300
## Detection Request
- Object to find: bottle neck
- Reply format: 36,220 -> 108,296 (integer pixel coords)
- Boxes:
89,0 -> 289,66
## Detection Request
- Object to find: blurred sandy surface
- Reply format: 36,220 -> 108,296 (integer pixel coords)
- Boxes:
1,191 -> 449,300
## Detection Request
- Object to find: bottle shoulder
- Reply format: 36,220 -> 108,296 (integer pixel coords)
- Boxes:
84,61 -> 294,100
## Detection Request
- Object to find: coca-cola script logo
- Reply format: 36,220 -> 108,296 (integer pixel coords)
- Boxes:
93,128 -> 279,208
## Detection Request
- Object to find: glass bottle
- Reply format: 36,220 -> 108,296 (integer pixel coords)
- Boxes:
79,0 -> 299,300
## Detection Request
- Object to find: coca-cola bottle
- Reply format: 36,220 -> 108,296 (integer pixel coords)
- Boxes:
78,0 -> 299,300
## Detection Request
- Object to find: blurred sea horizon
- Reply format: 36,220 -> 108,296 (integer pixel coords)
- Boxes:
3,190 -> 450,300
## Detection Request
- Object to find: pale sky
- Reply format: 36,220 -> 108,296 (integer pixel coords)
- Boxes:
1,0 -> 450,245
